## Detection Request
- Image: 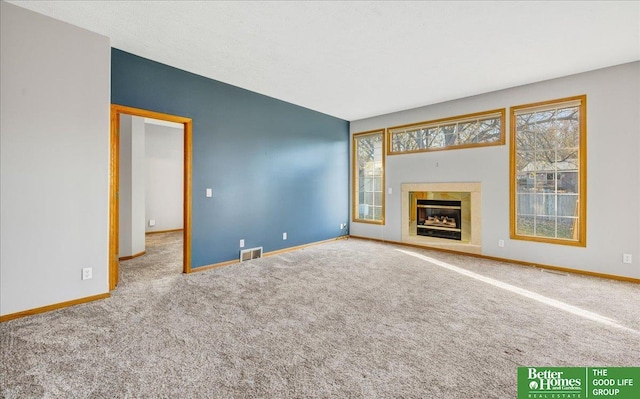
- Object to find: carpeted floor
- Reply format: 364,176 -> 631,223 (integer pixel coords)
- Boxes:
1,232 -> 639,398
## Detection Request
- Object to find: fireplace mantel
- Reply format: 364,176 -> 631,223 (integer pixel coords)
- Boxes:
401,182 -> 482,254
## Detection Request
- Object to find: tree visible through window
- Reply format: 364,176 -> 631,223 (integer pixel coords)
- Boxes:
510,95 -> 586,246
353,130 -> 385,224
388,109 -> 505,154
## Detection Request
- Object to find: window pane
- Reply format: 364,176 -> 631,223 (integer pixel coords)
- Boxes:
557,172 -> 578,193
557,217 -> 578,240
535,194 -> 555,216
555,154 -> 578,169
373,177 -> 381,191
363,177 -> 374,191
534,172 -> 554,192
358,205 -> 367,219
364,192 -> 373,205
557,194 -> 578,216
388,110 -> 504,154
516,151 -> 534,173
430,130 -> 445,148
517,193 -> 535,215
354,130 -> 384,223
511,97 -> 585,245
458,121 -> 475,143
517,173 -> 535,193
516,215 -> 535,236
374,192 -> 382,206
425,127 -> 439,147
535,216 -> 558,238
532,124 -> 556,150
373,164 -> 383,177
443,133 -> 455,146
478,118 -> 501,143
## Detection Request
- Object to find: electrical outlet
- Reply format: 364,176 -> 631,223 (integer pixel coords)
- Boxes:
148,219 -> 156,227
82,267 -> 92,280
239,239 -> 245,248
498,240 -> 505,248
282,232 -> 287,240
623,253 -> 632,264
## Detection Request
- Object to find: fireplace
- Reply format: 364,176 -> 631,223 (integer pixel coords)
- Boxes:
416,199 -> 462,240
401,183 -> 481,255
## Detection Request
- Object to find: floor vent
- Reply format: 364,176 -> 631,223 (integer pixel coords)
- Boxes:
240,247 -> 263,262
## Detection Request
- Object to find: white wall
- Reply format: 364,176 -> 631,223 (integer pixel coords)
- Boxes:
350,62 -> 640,280
145,123 -> 183,232
0,2 -> 111,315
119,115 -> 146,257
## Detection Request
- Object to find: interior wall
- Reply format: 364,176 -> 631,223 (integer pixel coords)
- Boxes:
111,49 -> 350,268
0,2 -> 111,315
350,62 -> 640,279
118,115 -> 146,257
145,123 -> 184,233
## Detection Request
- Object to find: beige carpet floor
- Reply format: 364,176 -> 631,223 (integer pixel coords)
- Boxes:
1,232 -> 639,398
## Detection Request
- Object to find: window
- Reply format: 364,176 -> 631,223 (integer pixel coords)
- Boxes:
510,95 -> 586,246
353,130 -> 385,224
387,109 -> 505,154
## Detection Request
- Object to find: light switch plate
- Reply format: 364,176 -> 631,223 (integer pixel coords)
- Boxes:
206,188 -> 212,197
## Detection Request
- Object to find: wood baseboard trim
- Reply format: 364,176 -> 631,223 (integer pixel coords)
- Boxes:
146,228 -> 184,235
349,235 -> 640,284
119,251 -> 146,261
0,293 -> 111,322
263,237 -> 345,257
190,236 -> 347,273
190,259 -> 239,273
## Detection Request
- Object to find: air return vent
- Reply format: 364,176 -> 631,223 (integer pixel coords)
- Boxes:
240,247 -> 263,262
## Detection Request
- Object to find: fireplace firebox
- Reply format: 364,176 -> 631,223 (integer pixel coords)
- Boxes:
416,199 -> 462,240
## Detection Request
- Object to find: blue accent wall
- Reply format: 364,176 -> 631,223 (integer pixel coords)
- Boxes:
111,49 -> 349,268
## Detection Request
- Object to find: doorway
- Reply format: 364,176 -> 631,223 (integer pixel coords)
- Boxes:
109,105 -> 193,290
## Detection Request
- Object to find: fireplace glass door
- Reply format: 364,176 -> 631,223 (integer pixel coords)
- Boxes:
416,199 -> 462,240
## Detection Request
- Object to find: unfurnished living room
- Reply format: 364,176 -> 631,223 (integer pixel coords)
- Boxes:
1,1 -> 639,398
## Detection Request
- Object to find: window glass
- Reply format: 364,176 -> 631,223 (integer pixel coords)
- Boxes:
388,109 -> 505,154
353,130 -> 385,224
511,96 -> 586,245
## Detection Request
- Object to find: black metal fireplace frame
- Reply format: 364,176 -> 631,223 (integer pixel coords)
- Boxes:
416,199 -> 462,240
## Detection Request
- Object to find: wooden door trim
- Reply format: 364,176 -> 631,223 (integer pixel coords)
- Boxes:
109,104 -> 193,290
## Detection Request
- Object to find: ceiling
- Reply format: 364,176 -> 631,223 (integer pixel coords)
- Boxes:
8,1 -> 640,121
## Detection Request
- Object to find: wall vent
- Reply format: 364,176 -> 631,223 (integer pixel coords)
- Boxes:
240,247 -> 263,262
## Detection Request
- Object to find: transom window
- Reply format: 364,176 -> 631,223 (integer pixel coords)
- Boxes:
353,130 -> 385,224
510,95 -> 586,246
387,109 -> 505,154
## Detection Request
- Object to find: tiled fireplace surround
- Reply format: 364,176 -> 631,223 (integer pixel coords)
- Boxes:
401,182 -> 482,255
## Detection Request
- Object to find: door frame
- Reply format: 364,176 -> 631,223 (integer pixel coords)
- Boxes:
109,104 -> 193,290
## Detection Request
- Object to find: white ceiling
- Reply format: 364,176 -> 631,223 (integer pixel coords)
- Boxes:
8,1 -> 640,121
